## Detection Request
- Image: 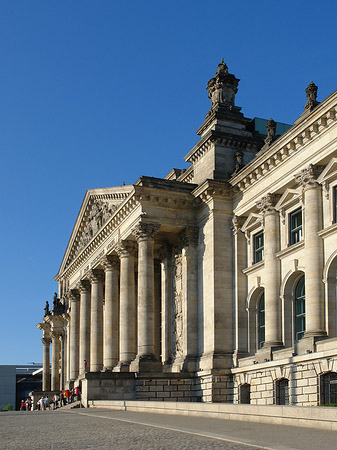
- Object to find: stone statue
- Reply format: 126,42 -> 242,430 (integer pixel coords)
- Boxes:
264,118 -> 277,146
207,59 -> 239,110
44,301 -> 49,317
53,292 -> 58,308
233,151 -> 243,174
304,81 -> 318,111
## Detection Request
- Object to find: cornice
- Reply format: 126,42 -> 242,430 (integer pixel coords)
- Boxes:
184,129 -> 261,165
230,90 -> 337,192
192,179 -> 232,203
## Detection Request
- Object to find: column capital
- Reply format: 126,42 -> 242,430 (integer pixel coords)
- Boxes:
156,243 -> 171,261
180,226 -> 199,247
115,239 -> 137,258
51,329 -> 62,340
132,222 -> 160,242
87,268 -> 104,283
76,279 -> 90,292
68,289 -> 80,302
41,337 -> 51,346
232,215 -> 246,235
101,254 -> 120,271
295,164 -> 325,189
256,193 -> 281,215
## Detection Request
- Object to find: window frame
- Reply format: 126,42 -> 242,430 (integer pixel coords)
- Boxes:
275,378 -> 289,405
294,276 -> 305,341
289,207 -> 303,245
253,231 -> 264,264
258,293 -> 265,349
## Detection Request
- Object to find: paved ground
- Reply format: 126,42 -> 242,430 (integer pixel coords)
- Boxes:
1,408 -> 336,450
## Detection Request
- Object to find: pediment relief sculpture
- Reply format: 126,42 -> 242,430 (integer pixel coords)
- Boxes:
74,199 -> 117,258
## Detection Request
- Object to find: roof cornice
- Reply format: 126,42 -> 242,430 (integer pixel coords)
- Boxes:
230,89 -> 337,192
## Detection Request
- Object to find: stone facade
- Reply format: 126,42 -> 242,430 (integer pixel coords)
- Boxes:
37,61 -> 337,407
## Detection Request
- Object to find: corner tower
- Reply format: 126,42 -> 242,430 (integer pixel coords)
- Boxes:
184,60 -> 264,184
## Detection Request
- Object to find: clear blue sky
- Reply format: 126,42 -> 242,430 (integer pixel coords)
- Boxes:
1,0 -> 336,364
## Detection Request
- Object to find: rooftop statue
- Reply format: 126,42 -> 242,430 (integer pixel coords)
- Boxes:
304,81 -> 319,111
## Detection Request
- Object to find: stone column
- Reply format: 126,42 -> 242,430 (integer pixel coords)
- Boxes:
160,245 -> 172,366
154,259 -> 162,361
69,290 -> 80,380
115,240 -> 137,369
89,269 -> 104,372
232,216 -> 248,359
257,194 -> 282,347
181,226 -> 199,370
36,321 -> 52,392
131,223 -> 160,369
102,255 -> 120,370
51,331 -> 61,391
41,337 -> 51,391
296,165 -> 325,336
77,280 -> 91,374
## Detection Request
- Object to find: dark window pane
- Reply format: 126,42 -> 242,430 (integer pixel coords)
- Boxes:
290,208 -> 303,245
254,231 -> 264,263
295,276 -> 305,341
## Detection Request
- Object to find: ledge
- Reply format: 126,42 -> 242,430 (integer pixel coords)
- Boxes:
242,260 -> 264,275
275,240 -> 304,259
88,400 -> 337,430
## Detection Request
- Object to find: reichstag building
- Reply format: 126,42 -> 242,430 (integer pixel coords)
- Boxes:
37,60 -> 337,407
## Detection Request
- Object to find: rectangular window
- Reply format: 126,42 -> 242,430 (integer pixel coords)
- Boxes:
289,208 -> 303,245
253,231 -> 264,263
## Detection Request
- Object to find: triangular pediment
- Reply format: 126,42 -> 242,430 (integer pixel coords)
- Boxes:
275,188 -> 300,211
56,185 -> 133,277
318,157 -> 337,184
241,213 -> 262,233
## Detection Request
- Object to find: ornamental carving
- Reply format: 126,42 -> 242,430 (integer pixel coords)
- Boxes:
172,252 -> 183,358
87,269 -> 104,283
256,194 -> 281,215
132,222 -> 160,241
304,81 -> 318,111
295,164 -> 324,188
76,200 -> 117,256
231,215 -> 246,235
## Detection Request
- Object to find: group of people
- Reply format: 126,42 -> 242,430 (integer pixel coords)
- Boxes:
19,386 -> 81,411
20,397 -> 32,411
52,386 -> 81,409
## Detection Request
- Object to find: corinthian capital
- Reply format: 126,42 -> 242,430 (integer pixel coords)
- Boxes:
132,222 -> 160,241
115,239 -> 137,258
76,279 -> 90,293
181,226 -> 199,247
101,255 -> 120,271
68,289 -> 80,302
256,194 -> 281,215
295,164 -> 324,189
87,269 -> 104,283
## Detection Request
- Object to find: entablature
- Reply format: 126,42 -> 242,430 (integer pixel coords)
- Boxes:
230,90 -> 337,193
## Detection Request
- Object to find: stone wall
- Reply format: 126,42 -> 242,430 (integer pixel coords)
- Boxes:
136,375 -> 201,402
233,357 -> 337,406
199,374 -> 233,403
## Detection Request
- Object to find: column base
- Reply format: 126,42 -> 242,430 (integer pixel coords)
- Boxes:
304,330 -> 327,338
129,355 -> 162,373
113,362 -> 131,372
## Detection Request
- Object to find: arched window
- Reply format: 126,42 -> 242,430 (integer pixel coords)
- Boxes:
240,384 -> 250,404
275,378 -> 289,405
258,293 -> 265,349
295,276 -> 305,341
320,372 -> 337,405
